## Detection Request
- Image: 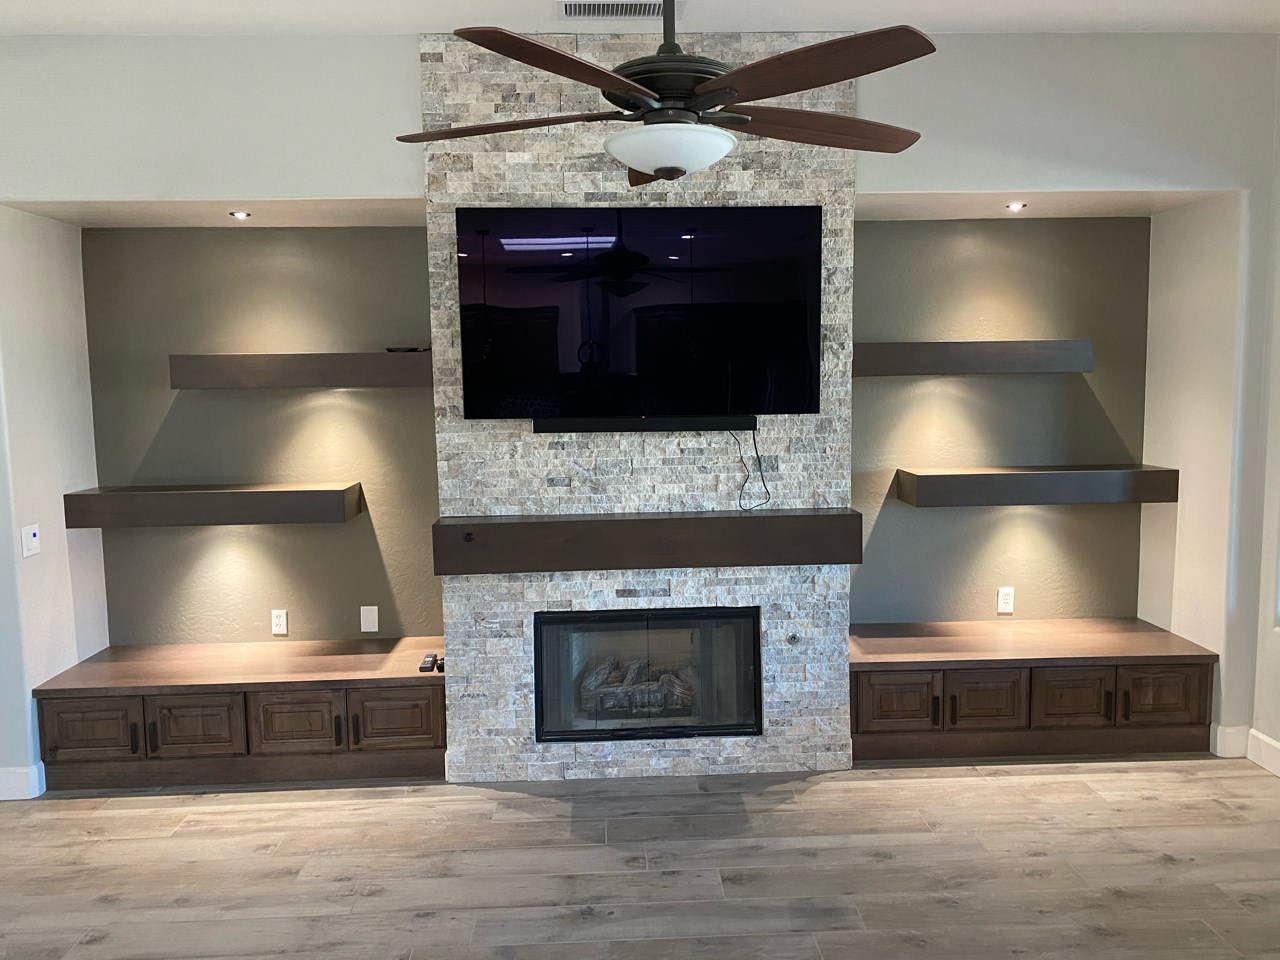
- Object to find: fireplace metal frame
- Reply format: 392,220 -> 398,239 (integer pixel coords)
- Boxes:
533,606 -> 763,743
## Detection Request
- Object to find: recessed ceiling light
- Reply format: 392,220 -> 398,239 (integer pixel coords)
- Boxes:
667,255 -> 680,260
457,252 -> 468,258
228,211 -> 251,220
1006,202 -> 1027,212
560,252 -> 574,257
680,234 -> 695,240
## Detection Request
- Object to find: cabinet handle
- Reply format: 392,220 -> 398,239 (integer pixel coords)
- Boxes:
129,722 -> 140,755
930,695 -> 941,727
950,695 -> 958,726
351,715 -> 362,746
1105,690 -> 1115,722
334,715 -> 344,747
1122,690 -> 1131,722
147,721 -> 159,754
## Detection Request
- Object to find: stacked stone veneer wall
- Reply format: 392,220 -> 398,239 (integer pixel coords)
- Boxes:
421,31 -> 856,780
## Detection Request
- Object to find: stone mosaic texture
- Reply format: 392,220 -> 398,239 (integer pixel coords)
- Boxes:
420,32 -> 856,780
441,565 -> 852,781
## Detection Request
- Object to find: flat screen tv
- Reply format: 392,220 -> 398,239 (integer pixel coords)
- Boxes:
455,206 -> 822,422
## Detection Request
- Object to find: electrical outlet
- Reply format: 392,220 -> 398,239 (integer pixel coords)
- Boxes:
271,609 -> 288,636
20,524 -> 40,558
360,605 -> 379,633
996,586 -> 1015,616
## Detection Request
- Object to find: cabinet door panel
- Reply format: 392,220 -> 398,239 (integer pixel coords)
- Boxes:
145,694 -> 247,758
247,690 -> 346,755
945,669 -> 1029,730
1031,667 -> 1116,729
857,671 -> 943,733
40,698 -> 144,762
1117,665 -> 1209,726
347,686 -> 444,751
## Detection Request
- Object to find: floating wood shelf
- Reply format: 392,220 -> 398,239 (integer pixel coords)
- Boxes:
169,352 -> 432,389
433,507 -> 862,575
853,340 -> 1093,377
894,465 -> 1178,507
64,483 -> 365,528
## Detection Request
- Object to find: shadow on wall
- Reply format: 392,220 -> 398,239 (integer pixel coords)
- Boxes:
101,386 -> 438,644
851,373 -> 1147,623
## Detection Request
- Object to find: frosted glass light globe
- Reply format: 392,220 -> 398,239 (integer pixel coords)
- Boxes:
604,124 -> 737,176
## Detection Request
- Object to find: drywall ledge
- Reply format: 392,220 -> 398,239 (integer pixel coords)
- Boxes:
64,483 -> 364,528
852,340 -> 1093,377
169,352 -> 432,389
894,466 -> 1179,507
433,508 -> 863,575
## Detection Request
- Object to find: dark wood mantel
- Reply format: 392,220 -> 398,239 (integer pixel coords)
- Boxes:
432,507 -> 862,575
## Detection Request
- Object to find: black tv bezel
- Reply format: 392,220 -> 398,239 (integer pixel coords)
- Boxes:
455,204 -> 823,431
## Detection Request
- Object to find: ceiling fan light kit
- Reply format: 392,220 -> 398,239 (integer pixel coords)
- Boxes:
603,123 -> 736,178
400,1 -> 935,185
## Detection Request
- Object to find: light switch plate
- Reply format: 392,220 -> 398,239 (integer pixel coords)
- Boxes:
20,524 -> 39,558
271,609 -> 288,636
996,586 -> 1015,616
360,605 -> 379,633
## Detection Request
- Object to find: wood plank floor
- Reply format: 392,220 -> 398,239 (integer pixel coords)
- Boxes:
1,758 -> 1277,959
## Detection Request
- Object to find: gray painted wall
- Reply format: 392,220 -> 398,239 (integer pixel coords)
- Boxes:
79,218 -> 1151,645
81,227 -> 440,644
851,218 -> 1152,623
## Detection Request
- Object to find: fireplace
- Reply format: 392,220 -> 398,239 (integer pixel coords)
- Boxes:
534,606 -> 762,743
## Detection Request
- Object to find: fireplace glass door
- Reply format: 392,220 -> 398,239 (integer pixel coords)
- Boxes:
534,606 -> 762,742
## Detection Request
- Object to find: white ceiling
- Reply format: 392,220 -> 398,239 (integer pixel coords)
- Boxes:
0,0 -> 1277,35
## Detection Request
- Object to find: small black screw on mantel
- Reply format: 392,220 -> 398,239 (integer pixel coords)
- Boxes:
463,532 -> 474,542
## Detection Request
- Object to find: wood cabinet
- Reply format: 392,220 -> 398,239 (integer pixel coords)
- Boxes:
145,694 -> 247,758
1117,665 -> 1209,726
348,686 -> 444,751
1031,667 -> 1116,729
247,690 -> 347,756
945,669 -> 1028,730
857,671 -> 942,733
39,697 -> 144,762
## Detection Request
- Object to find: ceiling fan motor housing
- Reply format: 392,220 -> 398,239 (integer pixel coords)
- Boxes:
603,53 -> 730,110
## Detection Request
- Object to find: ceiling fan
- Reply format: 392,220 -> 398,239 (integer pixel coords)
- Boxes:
398,1 -> 935,185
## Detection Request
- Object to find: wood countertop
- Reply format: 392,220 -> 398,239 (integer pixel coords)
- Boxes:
849,618 -> 1218,671
33,636 -> 445,698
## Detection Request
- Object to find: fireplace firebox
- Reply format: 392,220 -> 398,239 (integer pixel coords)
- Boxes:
534,606 -> 762,743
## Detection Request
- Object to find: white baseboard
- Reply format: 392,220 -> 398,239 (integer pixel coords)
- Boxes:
0,763 -> 44,800
1211,723 -> 1252,757
1247,729 -> 1280,777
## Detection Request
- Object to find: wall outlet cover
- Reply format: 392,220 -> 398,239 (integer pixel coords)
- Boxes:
20,524 -> 39,558
360,605 -> 379,633
997,586 -> 1015,616
271,609 -> 288,636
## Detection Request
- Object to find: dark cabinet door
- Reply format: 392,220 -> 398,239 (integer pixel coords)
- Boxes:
40,697 -> 144,762
944,669 -> 1029,730
857,671 -> 943,733
1031,667 -> 1117,729
347,686 -> 445,752
247,690 -> 346,755
145,694 -> 247,758
1117,665 -> 1210,726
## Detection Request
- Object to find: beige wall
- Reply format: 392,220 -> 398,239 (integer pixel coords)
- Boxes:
0,205 -> 107,796
81,227 -> 439,644
1139,195 -> 1254,746
851,218 -> 1151,623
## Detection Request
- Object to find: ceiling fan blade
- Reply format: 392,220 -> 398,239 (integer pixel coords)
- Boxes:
709,105 -> 920,153
695,26 -> 935,104
397,111 -> 623,143
455,27 -> 659,103
628,168 -> 661,187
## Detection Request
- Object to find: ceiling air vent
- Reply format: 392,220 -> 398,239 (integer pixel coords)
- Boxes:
559,2 -> 683,19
